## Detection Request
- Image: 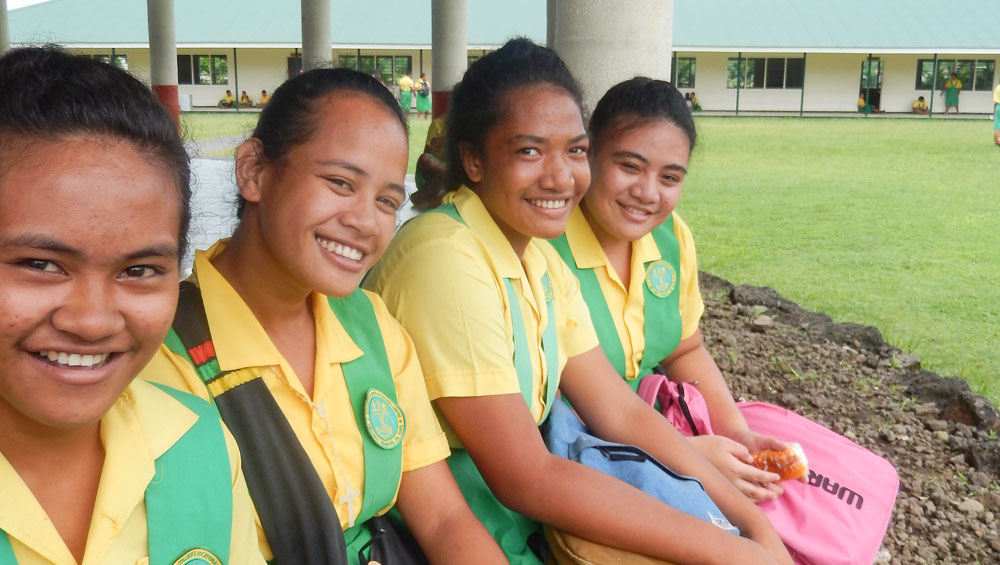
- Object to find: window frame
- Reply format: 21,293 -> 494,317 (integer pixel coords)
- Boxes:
915,58 -> 998,91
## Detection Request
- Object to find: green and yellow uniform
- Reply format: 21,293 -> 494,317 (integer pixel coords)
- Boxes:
366,187 -> 599,564
0,380 -> 263,565
142,240 -> 450,563
397,75 -> 414,113
943,77 -> 962,107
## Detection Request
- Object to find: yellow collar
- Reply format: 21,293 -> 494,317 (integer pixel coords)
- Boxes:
563,207 -> 662,270
192,240 -> 363,372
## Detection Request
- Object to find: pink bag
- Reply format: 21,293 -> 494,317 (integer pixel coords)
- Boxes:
637,375 -> 900,565
636,372 -> 714,436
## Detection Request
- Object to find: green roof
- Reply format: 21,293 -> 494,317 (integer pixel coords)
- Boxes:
9,0 -> 1000,53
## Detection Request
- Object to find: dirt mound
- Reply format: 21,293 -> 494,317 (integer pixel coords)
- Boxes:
699,272 -> 1000,563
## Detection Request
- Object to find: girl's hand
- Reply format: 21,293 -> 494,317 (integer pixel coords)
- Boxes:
687,435 -> 784,501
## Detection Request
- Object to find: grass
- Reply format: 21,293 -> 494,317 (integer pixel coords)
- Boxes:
181,111 -> 433,175
679,116 -> 1000,404
179,113 -> 999,404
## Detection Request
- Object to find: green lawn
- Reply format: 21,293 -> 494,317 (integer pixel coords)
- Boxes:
179,113 -> 999,402
679,116 -> 1000,403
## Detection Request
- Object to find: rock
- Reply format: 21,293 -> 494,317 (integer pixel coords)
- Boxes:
895,352 -> 921,370
933,430 -> 949,442
751,315 -> 774,332
957,498 -> 984,514
873,548 -> 891,563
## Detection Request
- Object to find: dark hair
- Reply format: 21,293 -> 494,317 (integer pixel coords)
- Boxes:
239,66 -> 408,218
0,46 -> 192,258
432,38 -> 583,200
589,77 -> 696,154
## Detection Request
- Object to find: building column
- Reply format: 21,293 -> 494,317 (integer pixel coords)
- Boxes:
1,0 -> 10,55
146,0 -> 179,125
431,0 -> 466,118
550,0 -> 673,112
301,0 -> 331,71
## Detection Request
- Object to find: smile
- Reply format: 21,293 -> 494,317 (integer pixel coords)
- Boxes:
619,202 -> 652,217
317,236 -> 364,261
527,199 -> 569,210
36,350 -> 111,368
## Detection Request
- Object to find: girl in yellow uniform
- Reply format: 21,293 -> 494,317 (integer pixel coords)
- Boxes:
367,38 -> 791,565
141,67 -> 504,565
0,47 -> 263,565
550,77 -> 788,502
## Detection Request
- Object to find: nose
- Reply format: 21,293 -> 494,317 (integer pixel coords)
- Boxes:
50,275 -> 126,342
629,173 -> 658,204
341,192 -> 379,237
542,154 -> 577,192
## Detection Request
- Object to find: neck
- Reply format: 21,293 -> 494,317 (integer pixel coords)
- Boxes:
212,217 -> 313,329
581,202 -> 633,284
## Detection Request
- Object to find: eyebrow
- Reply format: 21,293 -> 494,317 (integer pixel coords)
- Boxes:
2,234 -> 179,260
613,151 -> 688,174
510,133 -> 589,145
317,159 -> 406,196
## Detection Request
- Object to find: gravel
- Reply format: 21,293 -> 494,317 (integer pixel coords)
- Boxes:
698,273 -> 1000,564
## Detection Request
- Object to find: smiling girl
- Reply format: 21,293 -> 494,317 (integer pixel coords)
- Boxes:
367,39 -> 792,565
0,47 -> 262,565
141,68 -> 503,564
550,77 -> 790,502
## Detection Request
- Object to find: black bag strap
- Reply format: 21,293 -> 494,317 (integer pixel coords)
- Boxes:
170,281 -> 348,565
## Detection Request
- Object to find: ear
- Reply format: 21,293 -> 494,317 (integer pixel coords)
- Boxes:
458,141 -> 483,184
235,139 -> 267,204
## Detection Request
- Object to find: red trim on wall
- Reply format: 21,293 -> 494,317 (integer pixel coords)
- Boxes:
152,84 -> 180,129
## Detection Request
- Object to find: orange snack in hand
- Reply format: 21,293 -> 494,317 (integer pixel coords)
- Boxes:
749,442 -> 808,481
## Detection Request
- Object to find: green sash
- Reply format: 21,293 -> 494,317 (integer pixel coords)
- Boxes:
550,215 -> 683,391
428,202 -> 561,563
0,384 -> 232,565
164,284 -> 403,564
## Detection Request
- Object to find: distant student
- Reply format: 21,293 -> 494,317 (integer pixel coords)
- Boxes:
416,72 -> 431,118
690,91 -> 702,111
913,96 -> 929,114
257,89 -> 270,107
239,90 -> 253,107
858,92 -> 883,114
398,71 -> 414,113
219,89 -> 236,108
0,47 -> 263,565
941,72 -> 961,113
994,83 -> 1000,147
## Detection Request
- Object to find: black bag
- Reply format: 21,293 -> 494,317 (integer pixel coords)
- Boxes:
358,512 -> 429,565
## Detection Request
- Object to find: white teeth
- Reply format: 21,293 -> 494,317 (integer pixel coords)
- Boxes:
37,351 -> 110,368
317,237 -> 364,261
622,204 -> 648,216
528,199 -> 568,210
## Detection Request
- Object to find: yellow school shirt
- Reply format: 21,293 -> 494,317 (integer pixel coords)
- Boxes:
994,84 -> 1000,105
366,187 -> 599,442
397,75 -> 413,92
260,93 -> 270,105
913,99 -> 928,110
140,240 -> 450,557
944,78 -> 962,89
561,208 -> 705,381
0,380 -> 262,565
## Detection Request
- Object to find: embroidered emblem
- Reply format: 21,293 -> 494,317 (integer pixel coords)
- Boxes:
542,274 -> 554,303
364,388 -> 405,449
172,548 -> 222,565
645,260 -> 676,298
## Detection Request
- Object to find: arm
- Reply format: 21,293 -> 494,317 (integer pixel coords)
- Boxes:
437,386 -> 788,565
559,346 -> 792,563
395,461 -> 507,564
662,332 -> 788,499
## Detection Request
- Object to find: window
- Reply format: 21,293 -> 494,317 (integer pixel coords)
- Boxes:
287,55 -> 302,79
91,54 -> 128,70
176,54 -> 228,85
92,54 -> 110,64
394,56 -> 411,83
211,55 -> 228,85
916,58 -> 997,90
728,57 -> 803,89
468,55 -> 480,66
974,60 -> 995,90
359,55 -> 376,76
675,57 -> 696,88
376,55 -> 394,84
765,58 -> 784,88
785,58 -> 805,88
338,54 -> 357,70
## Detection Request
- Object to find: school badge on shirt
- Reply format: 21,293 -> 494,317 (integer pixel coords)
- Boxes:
645,260 -> 677,298
171,548 -> 222,565
364,389 -> 405,449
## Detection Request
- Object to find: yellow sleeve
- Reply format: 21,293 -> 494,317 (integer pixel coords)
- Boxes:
369,228 -> 522,402
673,214 -> 705,339
540,243 -> 600,359
225,427 -> 268,564
368,291 -> 451,471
